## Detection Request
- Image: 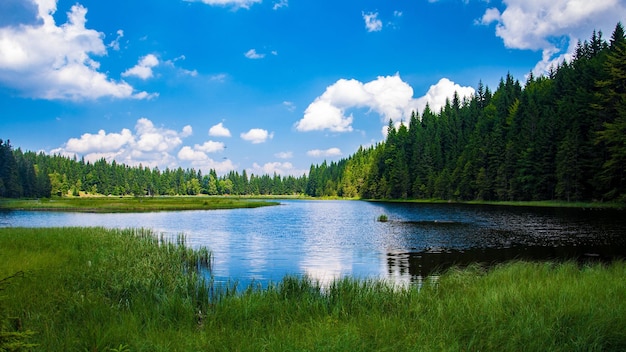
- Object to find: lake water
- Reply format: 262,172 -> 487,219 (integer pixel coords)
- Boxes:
2,200 -> 625,287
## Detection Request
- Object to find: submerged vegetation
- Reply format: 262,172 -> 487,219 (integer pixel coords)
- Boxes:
2,227 -> 625,351
0,196 -> 278,213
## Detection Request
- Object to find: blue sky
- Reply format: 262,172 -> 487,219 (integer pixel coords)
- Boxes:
1,0 -> 624,176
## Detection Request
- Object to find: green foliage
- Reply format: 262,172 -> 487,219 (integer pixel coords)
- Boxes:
0,145 -> 309,199
3,229 -> 625,351
0,272 -> 37,351
306,23 -> 626,204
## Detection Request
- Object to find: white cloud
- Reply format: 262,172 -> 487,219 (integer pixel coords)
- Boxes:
478,8 -> 500,25
178,146 -> 209,161
283,101 -> 296,112
244,49 -> 265,59
179,140 -> 226,157
241,128 -> 274,144
178,146 -> 236,174
296,75 -> 474,133
209,122 -> 232,137
415,78 -> 475,114
64,129 -> 134,154
187,0 -> 262,9
0,0 -> 151,100
478,0 -> 626,75
181,125 -> 193,137
122,54 -> 159,80
249,162 -> 307,176
362,11 -> 383,32
134,118 -> 186,153
195,140 -> 225,153
275,151 -> 293,159
307,148 -> 342,158
273,0 -> 288,10
163,55 -> 198,77
108,29 -> 124,51
51,117 -> 192,169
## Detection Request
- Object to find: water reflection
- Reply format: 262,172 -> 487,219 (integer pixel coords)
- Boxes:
1,201 -> 625,287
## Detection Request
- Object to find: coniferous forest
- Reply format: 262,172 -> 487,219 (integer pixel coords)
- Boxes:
1,25 -> 625,202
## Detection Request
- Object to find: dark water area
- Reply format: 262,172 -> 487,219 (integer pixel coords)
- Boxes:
1,200 -> 625,286
383,203 -> 626,278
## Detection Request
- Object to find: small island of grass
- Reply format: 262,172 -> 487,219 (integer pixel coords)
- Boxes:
0,196 -> 279,213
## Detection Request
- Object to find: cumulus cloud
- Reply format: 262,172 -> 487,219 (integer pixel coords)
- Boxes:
187,0 -> 262,9
307,148 -> 342,158
362,11 -> 383,32
249,162 -> 307,176
177,141 -> 233,174
178,146 -> 236,174
0,0 -> 151,100
64,129 -> 134,154
244,49 -> 265,59
416,78 -> 475,114
478,0 -> 626,75
122,54 -> 159,80
241,128 -> 274,144
195,140 -> 225,153
295,75 -> 474,133
182,125 -> 193,137
51,118 -> 192,169
209,122 -> 232,137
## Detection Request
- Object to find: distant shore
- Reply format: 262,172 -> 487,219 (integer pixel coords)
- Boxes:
0,196 -> 279,213
365,198 -> 626,209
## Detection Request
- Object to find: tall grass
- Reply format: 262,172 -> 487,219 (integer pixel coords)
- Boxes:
0,227 -> 213,351
2,227 -> 626,351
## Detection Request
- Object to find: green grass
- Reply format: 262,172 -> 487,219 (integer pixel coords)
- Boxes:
0,196 -> 279,213
2,227 -> 626,351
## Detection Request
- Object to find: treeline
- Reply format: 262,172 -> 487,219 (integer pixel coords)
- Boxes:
2,25 -> 624,202
306,24 -> 626,203
0,141 -> 307,197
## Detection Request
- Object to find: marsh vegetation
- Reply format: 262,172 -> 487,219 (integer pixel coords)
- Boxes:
2,227 -> 625,351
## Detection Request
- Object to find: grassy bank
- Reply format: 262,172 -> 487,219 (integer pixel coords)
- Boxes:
2,227 -> 626,351
0,196 -> 279,213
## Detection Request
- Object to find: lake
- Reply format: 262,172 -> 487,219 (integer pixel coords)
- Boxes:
2,200 -> 625,287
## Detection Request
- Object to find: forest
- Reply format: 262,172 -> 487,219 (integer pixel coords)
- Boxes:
308,24 -> 626,203
0,142 -> 307,198
1,25 -> 625,202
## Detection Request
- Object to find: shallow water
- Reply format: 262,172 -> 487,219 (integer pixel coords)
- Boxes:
2,200 -> 625,286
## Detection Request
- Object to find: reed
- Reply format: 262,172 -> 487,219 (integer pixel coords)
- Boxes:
2,227 -> 626,351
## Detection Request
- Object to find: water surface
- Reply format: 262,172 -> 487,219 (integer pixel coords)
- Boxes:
2,200 -> 625,286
